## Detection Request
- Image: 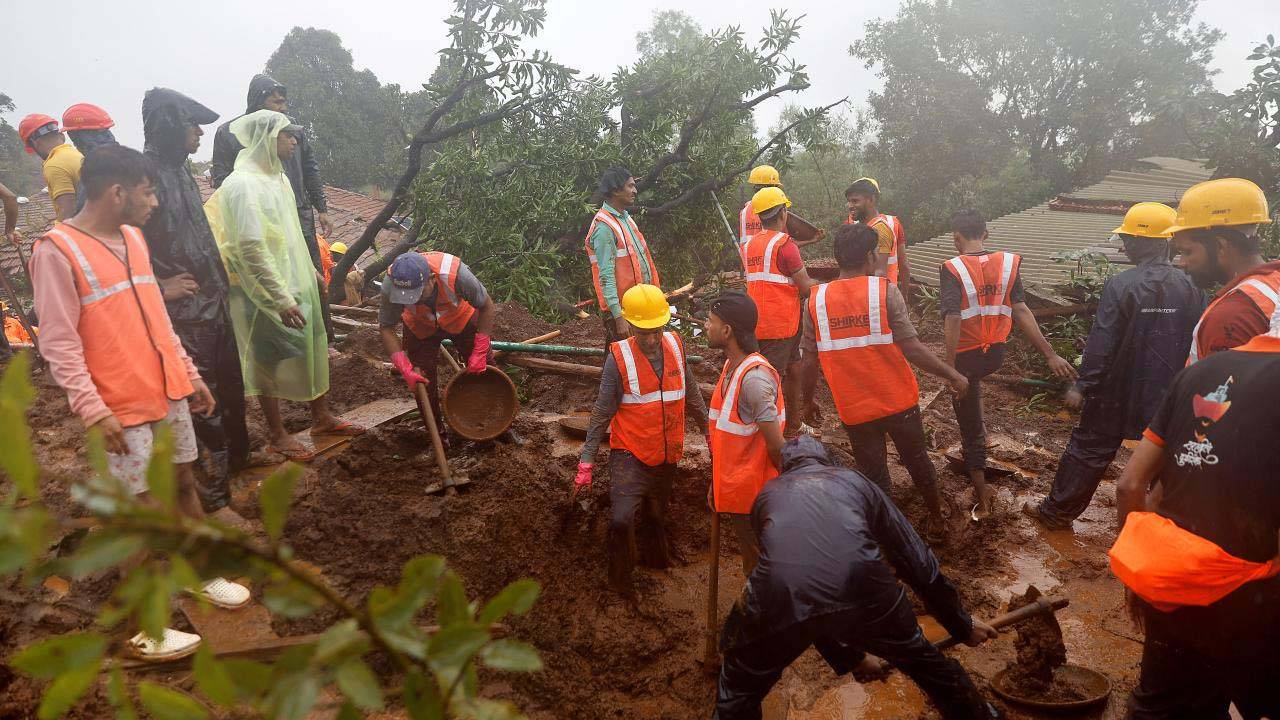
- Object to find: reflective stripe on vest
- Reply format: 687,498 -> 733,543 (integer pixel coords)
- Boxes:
709,355 -> 785,436
812,277 -> 895,351
400,252 -> 477,339
616,332 -> 688,405
948,253 -> 1015,320
743,232 -> 795,285
882,215 -> 901,266
46,227 -> 159,305
584,208 -> 660,312
1188,274 -> 1280,364
739,203 -> 761,246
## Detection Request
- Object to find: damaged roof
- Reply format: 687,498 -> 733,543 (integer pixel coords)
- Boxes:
907,156 -> 1213,296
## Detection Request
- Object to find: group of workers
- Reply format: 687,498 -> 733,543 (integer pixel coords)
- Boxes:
571,161 -> 1280,718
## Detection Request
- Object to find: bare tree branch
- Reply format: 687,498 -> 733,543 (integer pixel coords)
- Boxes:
635,93 -> 719,192
739,81 -> 808,111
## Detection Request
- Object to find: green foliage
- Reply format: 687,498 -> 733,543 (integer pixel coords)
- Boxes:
0,92 -> 45,197
1051,249 -> 1115,304
0,358 -> 542,718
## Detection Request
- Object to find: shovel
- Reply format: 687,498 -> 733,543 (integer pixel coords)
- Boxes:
411,372 -> 470,496
703,511 -> 721,670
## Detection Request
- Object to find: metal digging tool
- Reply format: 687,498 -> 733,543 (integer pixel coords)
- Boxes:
412,377 -> 469,496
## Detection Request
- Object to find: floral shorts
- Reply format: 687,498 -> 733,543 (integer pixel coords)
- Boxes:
108,399 -> 199,495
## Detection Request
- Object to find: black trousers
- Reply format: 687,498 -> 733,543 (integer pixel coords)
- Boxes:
952,345 -> 1005,472
174,315 -> 249,512
1129,583 -> 1280,719
1036,426 -> 1124,526
843,406 -> 938,498
715,596 -> 997,720
403,321 -> 478,430
607,450 -> 674,592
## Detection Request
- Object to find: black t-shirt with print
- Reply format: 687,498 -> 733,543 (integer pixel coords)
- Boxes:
1146,337 -> 1280,563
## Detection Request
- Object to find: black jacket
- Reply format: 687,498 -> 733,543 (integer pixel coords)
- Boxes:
209,74 -> 327,214
721,437 -> 973,650
140,87 -> 230,326
1075,253 -> 1206,438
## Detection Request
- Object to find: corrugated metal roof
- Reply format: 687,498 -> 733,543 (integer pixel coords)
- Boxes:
908,156 -> 1212,296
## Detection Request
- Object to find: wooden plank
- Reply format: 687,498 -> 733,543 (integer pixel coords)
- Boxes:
332,315 -> 376,330
177,598 -> 279,650
330,304 -> 378,319
237,397 -> 417,480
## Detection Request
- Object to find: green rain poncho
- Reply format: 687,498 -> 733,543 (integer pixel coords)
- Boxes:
205,110 -> 328,401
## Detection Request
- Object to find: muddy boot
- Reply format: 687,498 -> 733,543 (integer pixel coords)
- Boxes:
1020,501 -> 1071,531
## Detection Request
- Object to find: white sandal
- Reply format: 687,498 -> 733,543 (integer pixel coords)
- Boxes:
128,628 -> 201,661
189,577 -> 252,609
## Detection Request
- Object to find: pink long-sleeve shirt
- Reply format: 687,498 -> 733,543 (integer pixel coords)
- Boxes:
31,224 -> 200,428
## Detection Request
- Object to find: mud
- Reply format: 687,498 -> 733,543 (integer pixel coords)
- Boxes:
1003,586 -> 1068,696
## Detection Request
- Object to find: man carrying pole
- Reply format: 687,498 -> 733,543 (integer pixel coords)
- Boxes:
574,284 -> 708,595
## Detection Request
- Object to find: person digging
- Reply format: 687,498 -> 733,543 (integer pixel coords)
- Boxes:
574,284 -> 708,596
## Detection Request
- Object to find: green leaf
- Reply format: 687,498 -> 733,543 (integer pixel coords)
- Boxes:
265,672 -> 320,720
221,659 -> 273,697
144,424 -> 176,510
435,571 -> 471,625
260,464 -> 302,541
335,702 -> 362,720
37,659 -> 102,720
136,682 -> 209,720
480,639 -> 542,672
453,697 -> 523,720
140,571 -> 174,642
312,618 -> 368,665
10,632 -> 109,679
107,667 -> 138,720
263,578 -> 323,619
369,555 -> 445,631
335,658 -> 384,710
478,579 -> 540,624
0,353 -> 38,498
427,624 -> 489,684
64,534 -> 145,578
192,645 -> 238,707
402,671 -> 444,720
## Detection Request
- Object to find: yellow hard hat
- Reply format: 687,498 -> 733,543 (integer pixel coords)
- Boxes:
1166,178 -> 1272,234
621,284 -> 670,330
748,165 -> 781,187
854,176 -> 881,192
751,186 -> 791,216
329,241 -> 348,254
1112,202 -> 1177,238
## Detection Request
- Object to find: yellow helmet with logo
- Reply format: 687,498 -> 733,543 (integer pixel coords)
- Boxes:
1112,202 -> 1177,238
621,284 -> 671,329
748,165 -> 781,187
751,186 -> 791,216
1166,178 -> 1272,234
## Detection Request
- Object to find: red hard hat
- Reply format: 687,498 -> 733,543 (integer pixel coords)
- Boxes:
62,103 -> 114,132
18,114 -> 60,154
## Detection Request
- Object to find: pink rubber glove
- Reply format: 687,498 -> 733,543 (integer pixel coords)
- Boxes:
391,351 -> 428,390
467,333 -> 491,374
572,462 -> 593,497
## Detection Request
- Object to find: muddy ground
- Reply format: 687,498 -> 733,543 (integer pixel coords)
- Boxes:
1,300 -> 1145,719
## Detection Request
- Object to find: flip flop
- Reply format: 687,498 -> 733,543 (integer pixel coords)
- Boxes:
266,444 -> 317,463
309,420 -> 367,437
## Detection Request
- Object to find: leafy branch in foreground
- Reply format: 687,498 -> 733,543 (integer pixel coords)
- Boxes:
0,353 -> 541,719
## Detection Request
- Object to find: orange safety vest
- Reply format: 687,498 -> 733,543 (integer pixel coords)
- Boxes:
709,353 -> 785,514
1187,270 -> 1280,365
584,207 -> 661,313
943,251 -> 1020,352
4,316 -> 33,345
1109,511 -> 1280,612
317,234 -> 334,287
844,213 -> 905,284
39,223 -> 194,426
739,202 -> 762,247
608,332 -> 687,466
810,276 -> 919,425
400,252 -> 478,340
742,231 -> 801,340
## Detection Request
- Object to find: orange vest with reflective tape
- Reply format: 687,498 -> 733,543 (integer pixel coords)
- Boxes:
845,213 -> 905,284
944,252 -> 1020,352
39,223 -> 194,426
1187,270 -> 1280,365
584,208 -> 661,313
401,252 -> 478,340
608,332 -> 687,466
1110,511 -> 1280,612
739,202 -> 762,247
317,235 -> 334,287
709,353 -> 785,514
810,276 -> 919,425
742,231 -> 801,340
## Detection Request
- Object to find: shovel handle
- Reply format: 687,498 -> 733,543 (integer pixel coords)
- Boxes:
704,512 -> 721,666
413,380 -> 457,496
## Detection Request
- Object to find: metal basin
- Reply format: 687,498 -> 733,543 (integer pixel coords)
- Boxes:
991,664 -> 1111,713
443,367 -> 519,441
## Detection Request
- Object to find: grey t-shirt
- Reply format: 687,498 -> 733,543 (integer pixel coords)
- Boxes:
737,366 -> 781,424
378,258 -> 488,328
800,281 -> 916,358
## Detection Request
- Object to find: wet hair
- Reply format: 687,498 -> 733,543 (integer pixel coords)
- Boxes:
834,223 -> 879,269
80,145 -> 157,200
845,178 -> 879,198
950,209 -> 987,240
597,166 -> 633,198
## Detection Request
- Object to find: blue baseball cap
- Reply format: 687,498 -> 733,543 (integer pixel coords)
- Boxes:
388,253 -> 431,305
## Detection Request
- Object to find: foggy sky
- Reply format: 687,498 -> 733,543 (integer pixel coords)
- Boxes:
2,0 -> 1276,166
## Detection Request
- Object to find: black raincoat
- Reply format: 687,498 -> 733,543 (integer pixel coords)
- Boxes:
721,437 -> 973,651
1074,247 -> 1206,439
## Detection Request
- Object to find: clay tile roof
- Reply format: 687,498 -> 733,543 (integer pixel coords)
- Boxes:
0,191 -> 55,279
907,157 -> 1214,299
